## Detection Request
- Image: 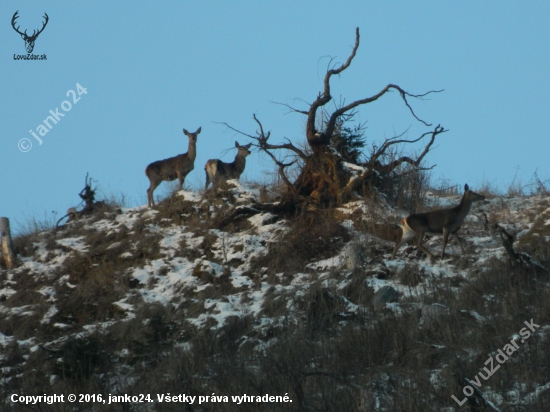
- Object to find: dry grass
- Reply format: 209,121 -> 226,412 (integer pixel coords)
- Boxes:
252,208 -> 350,275
3,176 -> 550,411
517,214 -> 550,262
348,203 -> 401,243
3,274 -> 550,411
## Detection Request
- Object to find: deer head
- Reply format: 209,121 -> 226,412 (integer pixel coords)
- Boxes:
12,11 -> 49,53
183,127 -> 201,144
235,141 -> 252,157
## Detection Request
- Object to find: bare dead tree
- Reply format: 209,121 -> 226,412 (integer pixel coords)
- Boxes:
55,173 -> 106,230
220,27 -> 445,208
303,29 -> 440,148
79,173 -> 97,214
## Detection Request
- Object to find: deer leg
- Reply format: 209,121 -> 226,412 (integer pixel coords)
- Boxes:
147,180 -> 160,207
416,228 -> 435,259
440,227 -> 451,258
177,173 -> 184,191
392,226 -> 416,258
453,233 -> 466,254
205,170 -> 210,190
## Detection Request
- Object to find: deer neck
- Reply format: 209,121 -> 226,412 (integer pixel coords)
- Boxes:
187,140 -> 197,162
455,194 -> 473,221
233,154 -> 246,174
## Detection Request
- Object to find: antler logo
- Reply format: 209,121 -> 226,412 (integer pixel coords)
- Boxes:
11,11 -> 49,54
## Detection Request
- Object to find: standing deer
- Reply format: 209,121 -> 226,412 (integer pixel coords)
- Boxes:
204,141 -> 252,189
145,127 -> 201,207
391,184 -> 485,259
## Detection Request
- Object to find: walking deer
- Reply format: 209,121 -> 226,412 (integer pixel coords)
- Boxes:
204,141 -> 252,189
391,184 -> 485,259
145,127 -> 201,207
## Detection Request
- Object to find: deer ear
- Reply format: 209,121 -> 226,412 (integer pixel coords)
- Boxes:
464,184 -> 469,192
183,129 -> 188,136
235,141 -> 240,148
196,127 -> 201,134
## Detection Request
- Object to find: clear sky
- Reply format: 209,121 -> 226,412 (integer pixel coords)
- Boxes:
2,1 -> 549,233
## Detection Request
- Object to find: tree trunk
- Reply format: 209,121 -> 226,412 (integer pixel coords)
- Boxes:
294,150 -> 349,206
1,217 -> 17,269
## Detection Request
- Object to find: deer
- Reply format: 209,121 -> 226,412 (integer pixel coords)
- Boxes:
145,127 -> 201,207
391,184 -> 486,259
204,141 -> 252,189
11,11 -> 49,54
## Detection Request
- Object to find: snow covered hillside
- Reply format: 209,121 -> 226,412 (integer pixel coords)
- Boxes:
1,182 -> 550,411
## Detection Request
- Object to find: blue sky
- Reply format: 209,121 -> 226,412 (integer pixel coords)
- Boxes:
2,2 -> 549,233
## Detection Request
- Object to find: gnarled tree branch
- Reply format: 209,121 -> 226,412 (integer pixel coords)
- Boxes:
252,114 -> 308,161
306,27 -> 443,149
218,115 -> 303,192
307,28 -> 360,146
271,101 -> 309,116
337,126 -> 445,203
371,125 -> 447,174
219,27 -> 446,208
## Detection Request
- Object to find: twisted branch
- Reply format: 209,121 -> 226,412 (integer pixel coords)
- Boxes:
306,27 -> 443,148
371,125 -> 447,173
